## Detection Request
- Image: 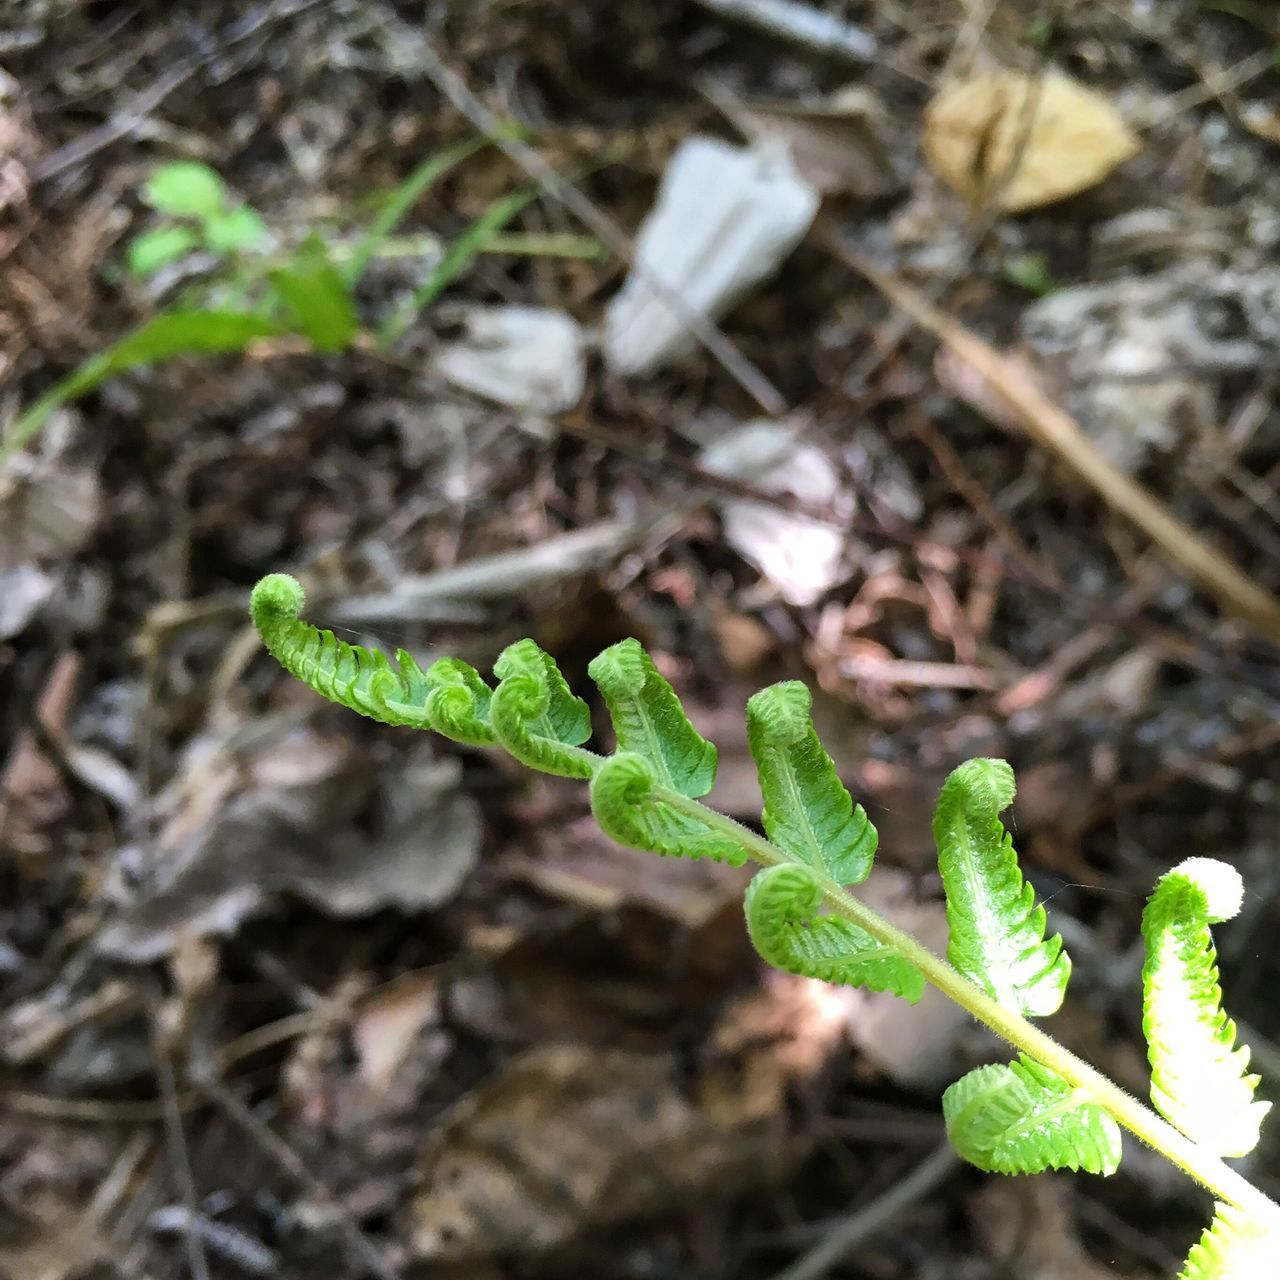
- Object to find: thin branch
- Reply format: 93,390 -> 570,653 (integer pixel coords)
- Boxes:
767,1144 -> 959,1280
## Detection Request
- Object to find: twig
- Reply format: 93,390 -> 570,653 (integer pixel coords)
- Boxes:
32,0 -> 330,182
152,1013 -> 210,1280
767,1143 -> 959,1280
195,1075 -> 399,1280
823,227 -> 1280,643
379,7 -> 787,417
689,0 -> 877,63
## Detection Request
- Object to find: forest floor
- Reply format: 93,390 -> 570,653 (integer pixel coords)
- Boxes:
3,2 -> 1280,1277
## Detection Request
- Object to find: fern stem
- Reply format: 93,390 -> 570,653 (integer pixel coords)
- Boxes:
658,788 -> 1280,1229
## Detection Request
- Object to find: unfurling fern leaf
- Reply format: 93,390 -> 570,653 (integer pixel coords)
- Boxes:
746,682 -> 876,886
249,573 -> 435,728
1180,1203 -> 1276,1280
423,657 -> 495,745
590,753 -> 747,865
1141,857 -> 1270,1158
744,863 -> 923,1001
933,758 -> 1070,1017
942,1055 -> 1121,1176
489,639 -> 596,778
589,639 -> 717,797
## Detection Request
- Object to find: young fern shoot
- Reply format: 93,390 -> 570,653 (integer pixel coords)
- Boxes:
249,573 -> 1279,1279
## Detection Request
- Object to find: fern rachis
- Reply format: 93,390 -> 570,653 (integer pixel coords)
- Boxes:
250,573 -> 1280,1276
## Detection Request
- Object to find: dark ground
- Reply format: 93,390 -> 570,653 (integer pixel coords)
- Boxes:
2,2 -> 1280,1277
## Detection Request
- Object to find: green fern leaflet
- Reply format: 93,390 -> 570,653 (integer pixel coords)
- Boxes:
1142,858 -> 1269,1158
943,1055 -> 1121,1176
933,758 -> 1070,1017
745,863 -> 923,1001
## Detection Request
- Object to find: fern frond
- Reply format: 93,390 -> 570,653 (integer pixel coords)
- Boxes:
942,1055 -> 1121,1176
1141,857 -> 1269,1158
423,656 -> 496,745
489,639 -> 595,778
933,758 -> 1070,1017
588,639 -> 717,797
249,573 -> 434,728
744,863 -> 923,1001
746,682 -> 876,886
590,753 -> 748,865
1180,1203 -> 1276,1280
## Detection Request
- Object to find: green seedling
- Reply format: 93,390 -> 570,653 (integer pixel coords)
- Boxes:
248,572 -> 1276,1279
128,161 -> 270,276
5,131 -> 595,464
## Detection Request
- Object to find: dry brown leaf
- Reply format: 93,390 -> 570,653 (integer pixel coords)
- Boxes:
923,71 -> 1140,212
408,1045 -> 773,1261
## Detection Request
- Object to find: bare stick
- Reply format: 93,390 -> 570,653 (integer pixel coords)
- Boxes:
768,1144 -> 959,1280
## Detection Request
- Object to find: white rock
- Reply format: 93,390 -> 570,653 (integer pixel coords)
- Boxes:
701,419 -> 850,606
432,305 -> 586,414
604,136 -> 820,376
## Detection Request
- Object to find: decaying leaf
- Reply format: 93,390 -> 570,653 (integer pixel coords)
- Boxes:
431,304 -> 586,415
727,85 -> 899,197
409,1044 -> 775,1261
97,728 -> 480,960
701,419 -> 852,606
923,71 -> 1140,212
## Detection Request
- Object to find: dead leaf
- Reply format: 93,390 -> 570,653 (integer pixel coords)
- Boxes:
97,730 -> 480,960
701,419 -> 853,606
729,85 -> 900,197
923,71 -> 1140,212
974,1177 -> 1128,1279
354,971 -> 443,1095
408,1044 -> 772,1261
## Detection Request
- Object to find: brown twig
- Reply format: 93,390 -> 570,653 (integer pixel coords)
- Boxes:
823,227 -> 1280,643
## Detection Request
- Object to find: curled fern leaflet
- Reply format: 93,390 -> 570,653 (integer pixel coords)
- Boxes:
746,681 -> 876,885
424,657 -> 496,746
933,758 -> 1070,1017
489,639 -> 595,778
942,1055 -> 1121,1176
588,638 -> 717,797
744,863 -> 923,1001
249,573 -> 434,729
1141,857 -> 1269,1158
590,753 -> 747,865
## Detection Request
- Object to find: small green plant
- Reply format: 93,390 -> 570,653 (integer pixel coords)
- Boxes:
127,161 -> 270,275
248,573 -> 1277,1278
4,133 -> 601,465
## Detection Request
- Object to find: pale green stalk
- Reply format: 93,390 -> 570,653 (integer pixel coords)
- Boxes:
654,787 -> 1280,1230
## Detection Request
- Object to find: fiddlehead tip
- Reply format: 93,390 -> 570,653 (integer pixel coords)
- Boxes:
250,572 -> 305,628
1164,857 -> 1244,924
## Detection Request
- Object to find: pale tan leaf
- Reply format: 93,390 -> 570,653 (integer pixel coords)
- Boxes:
923,71 -> 1140,212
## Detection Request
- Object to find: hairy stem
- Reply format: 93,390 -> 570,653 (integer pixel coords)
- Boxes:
656,788 -> 1280,1229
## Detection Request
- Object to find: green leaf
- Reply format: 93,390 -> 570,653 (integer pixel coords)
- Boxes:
5,309 -> 283,464
269,236 -> 358,353
344,133 -> 492,286
127,226 -> 200,276
1142,857 -> 1270,1157
746,681 -> 876,886
424,657 -> 496,746
376,183 -> 541,347
588,638 -> 717,798
933,758 -> 1070,1017
744,863 -> 923,1001
942,1055 -> 1121,1176
205,204 -> 269,253
145,162 -> 227,218
249,573 -> 435,729
590,753 -> 748,865
1180,1203 -> 1277,1280
489,639 -> 595,778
